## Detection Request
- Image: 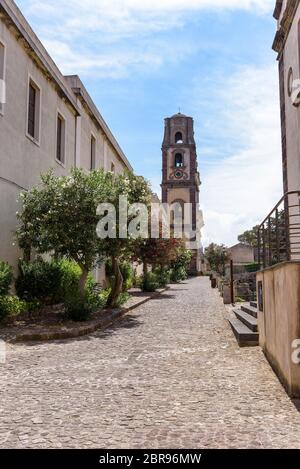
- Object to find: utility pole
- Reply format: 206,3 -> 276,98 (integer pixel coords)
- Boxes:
230,259 -> 234,304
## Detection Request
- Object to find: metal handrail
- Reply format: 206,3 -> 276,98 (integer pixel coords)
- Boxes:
258,191 -> 300,228
257,191 -> 300,269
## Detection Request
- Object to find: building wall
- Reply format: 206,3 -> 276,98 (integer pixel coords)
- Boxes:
0,2 -> 132,275
229,244 -> 254,265
257,262 -> 300,397
0,20 -> 77,270
278,0 -> 288,23
105,141 -> 125,174
76,105 -> 126,174
275,1 -> 300,193
77,103 -> 104,171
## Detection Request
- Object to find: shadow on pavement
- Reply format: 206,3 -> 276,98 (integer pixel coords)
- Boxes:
149,294 -> 176,300
292,399 -> 300,413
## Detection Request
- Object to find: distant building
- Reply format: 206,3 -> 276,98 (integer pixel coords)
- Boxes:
161,113 -> 204,274
229,243 -> 255,265
0,0 -> 132,274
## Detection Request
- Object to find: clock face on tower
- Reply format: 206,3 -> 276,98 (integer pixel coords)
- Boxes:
175,170 -> 183,179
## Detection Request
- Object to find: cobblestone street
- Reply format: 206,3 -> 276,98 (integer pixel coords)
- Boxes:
1,277 -> 300,449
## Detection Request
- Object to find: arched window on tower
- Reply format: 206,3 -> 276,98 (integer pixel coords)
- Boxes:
170,199 -> 185,231
175,132 -> 183,144
175,153 -> 184,168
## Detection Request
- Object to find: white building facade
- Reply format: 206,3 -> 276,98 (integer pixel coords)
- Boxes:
0,0 -> 132,272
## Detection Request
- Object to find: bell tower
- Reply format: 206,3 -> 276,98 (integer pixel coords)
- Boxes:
161,112 -> 203,274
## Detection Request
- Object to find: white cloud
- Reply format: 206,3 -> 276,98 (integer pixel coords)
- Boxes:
41,39 -> 165,78
17,0 -> 274,76
14,0 -> 280,249
196,64 -> 282,247
24,0 -> 274,23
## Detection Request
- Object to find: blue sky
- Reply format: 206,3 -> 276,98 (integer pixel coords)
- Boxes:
16,0 -> 282,246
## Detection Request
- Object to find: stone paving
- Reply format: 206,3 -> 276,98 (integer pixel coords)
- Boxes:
1,277 -> 300,449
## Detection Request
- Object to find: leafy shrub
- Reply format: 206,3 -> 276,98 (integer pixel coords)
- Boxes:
26,299 -> 41,313
120,262 -> 134,291
65,271 -> 111,321
65,286 -> 111,322
16,258 -> 86,306
171,266 -> 188,282
57,259 -> 81,302
115,291 -> 130,307
154,268 -> 170,288
170,249 -> 192,283
65,291 -> 93,322
0,296 -> 27,322
235,297 -> 245,303
245,263 -> 260,273
15,258 -> 109,321
106,260 -> 135,292
134,275 -> 143,289
85,274 -> 110,310
16,259 -> 62,303
142,272 -> 160,292
98,288 -> 111,307
0,261 -> 14,296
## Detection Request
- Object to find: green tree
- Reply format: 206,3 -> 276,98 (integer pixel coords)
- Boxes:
204,243 -> 229,275
99,171 -> 152,307
238,225 -> 260,247
170,247 -> 193,281
17,168 -> 112,298
132,229 -> 184,276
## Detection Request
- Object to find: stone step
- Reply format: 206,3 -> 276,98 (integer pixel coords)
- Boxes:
233,309 -> 258,332
228,318 -> 259,347
241,304 -> 258,318
250,301 -> 257,308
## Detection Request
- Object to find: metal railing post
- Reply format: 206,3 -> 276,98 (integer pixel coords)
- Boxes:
262,225 -> 266,269
257,229 -> 261,269
276,208 -> 280,264
284,193 -> 291,261
268,217 -> 272,267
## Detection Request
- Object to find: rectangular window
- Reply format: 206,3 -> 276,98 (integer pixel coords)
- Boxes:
56,113 -> 66,164
111,162 -> 115,174
0,42 -> 5,115
28,83 -> 36,137
91,135 -> 96,170
27,79 -> 41,143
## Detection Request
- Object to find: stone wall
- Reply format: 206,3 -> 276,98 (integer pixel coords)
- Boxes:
257,262 -> 300,397
225,265 -> 257,301
229,243 -> 254,265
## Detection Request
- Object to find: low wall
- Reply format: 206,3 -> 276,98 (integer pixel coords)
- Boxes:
257,262 -> 300,397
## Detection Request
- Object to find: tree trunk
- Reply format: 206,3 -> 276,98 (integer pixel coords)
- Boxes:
107,256 -> 123,308
143,262 -> 148,276
79,267 -> 89,300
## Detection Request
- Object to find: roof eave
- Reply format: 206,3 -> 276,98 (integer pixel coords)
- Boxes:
0,0 -> 80,115
65,75 -> 133,172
